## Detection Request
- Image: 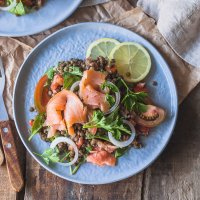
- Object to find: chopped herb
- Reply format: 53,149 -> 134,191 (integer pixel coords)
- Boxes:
85,146 -> 93,153
34,148 -> 60,165
44,67 -> 55,87
119,78 -> 148,113
115,147 -> 129,158
83,109 -> 130,138
63,73 -> 80,89
114,129 -> 122,140
9,1 -> 26,16
68,66 -> 83,76
34,148 -> 70,165
70,157 -> 86,175
86,133 -> 110,142
106,94 -> 115,106
101,81 -> 119,92
28,114 -> 45,141
45,67 -> 55,80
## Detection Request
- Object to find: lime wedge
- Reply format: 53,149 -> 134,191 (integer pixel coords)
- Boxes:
110,42 -> 151,82
86,38 -> 120,59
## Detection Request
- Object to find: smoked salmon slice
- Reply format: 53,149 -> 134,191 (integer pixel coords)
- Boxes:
79,68 -> 110,113
64,91 -> 87,135
51,74 -> 64,93
87,150 -> 116,166
45,89 -> 87,137
96,140 -> 117,153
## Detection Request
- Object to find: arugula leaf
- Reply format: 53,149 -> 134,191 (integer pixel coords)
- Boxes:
63,73 -> 80,89
70,156 -> 86,175
68,66 -> 83,76
85,146 -> 93,153
34,148 -> 70,165
9,1 -> 26,16
106,94 -> 115,106
83,109 -> 130,136
28,114 -> 45,141
34,148 -> 59,165
45,67 -> 55,80
114,129 -> 122,140
101,81 -> 119,92
115,147 -> 129,158
119,78 -> 148,113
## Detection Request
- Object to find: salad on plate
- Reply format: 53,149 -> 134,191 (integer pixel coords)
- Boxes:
29,38 -> 166,175
0,0 -> 45,15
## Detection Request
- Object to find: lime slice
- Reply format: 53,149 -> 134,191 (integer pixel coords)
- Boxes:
86,38 -> 120,59
110,42 -> 151,82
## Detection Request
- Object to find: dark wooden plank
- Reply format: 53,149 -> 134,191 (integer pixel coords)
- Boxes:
142,83 -> 200,200
24,154 -> 143,200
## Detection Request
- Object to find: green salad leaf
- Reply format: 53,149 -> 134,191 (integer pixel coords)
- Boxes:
34,148 -> 70,165
115,147 -> 129,158
9,1 -> 26,16
63,73 -> 80,89
106,94 -> 115,106
28,114 -> 45,141
83,109 -> 131,139
45,67 -> 55,80
101,81 -> 119,92
70,156 -> 86,175
85,133 -> 110,142
118,78 -> 148,113
68,66 -> 83,76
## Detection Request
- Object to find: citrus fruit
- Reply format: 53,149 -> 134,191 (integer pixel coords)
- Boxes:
110,42 -> 151,82
86,38 -> 120,59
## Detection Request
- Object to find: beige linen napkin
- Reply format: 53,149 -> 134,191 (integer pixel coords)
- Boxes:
1,0 -> 200,120
136,0 -> 200,68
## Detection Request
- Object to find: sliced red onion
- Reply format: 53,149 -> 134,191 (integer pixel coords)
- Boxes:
70,81 -> 80,92
104,81 -> 120,115
0,0 -> 17,11
50,137 -> 78,166
108,120 -> 135,148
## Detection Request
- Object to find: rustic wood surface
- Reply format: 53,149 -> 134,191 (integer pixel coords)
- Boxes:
0,143 -> 4,165
0,83 -> 199,200
0,1 -> 199,199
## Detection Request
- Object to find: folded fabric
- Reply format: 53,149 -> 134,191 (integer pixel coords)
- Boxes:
137,0 -> 200,68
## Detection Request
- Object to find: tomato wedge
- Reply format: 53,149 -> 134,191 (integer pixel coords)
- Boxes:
34,75 -> 51,113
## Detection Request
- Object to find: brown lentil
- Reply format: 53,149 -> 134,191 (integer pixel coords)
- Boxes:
29,107 -> 35,112
90,139 -> 97,146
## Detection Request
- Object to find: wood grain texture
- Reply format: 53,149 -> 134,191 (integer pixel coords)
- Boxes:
142,83 -> 200,200
0,120 -> 24,192
0,143 -> 4,165
24,154 -> 143,200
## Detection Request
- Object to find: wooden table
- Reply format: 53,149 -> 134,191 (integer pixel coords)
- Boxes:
1,83 -> 200,200
0,1 -> 199,198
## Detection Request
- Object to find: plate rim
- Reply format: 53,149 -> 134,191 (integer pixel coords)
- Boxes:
0,0 -> 83,37
13,22 -> 178,184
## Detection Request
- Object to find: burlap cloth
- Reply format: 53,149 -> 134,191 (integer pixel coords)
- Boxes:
1,0 -> 200,120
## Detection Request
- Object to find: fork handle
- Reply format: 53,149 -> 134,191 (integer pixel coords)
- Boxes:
0,120 -> 24,192
0,144 -> 4,165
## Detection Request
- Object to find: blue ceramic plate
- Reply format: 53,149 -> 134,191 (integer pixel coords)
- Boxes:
0,0 -> 82,36
13,22 -> 178,184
